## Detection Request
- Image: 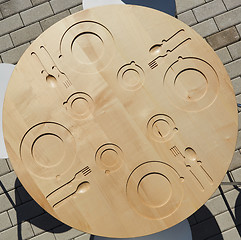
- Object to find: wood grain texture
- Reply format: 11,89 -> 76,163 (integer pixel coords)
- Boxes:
2,5 -> 238,238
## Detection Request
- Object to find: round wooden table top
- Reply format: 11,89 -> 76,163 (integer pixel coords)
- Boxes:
3,5 -> 238,238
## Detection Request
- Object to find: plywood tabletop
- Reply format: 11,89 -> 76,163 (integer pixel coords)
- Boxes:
3,5 -> 238,238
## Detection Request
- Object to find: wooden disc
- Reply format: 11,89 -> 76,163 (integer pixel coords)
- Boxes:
3,5 -> 237,238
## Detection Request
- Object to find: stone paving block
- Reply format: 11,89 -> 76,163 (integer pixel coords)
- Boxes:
193,0 -> 226,22
237,23 -> 241,36
31,232 -> 56,240
0,10 -> 3,19
0,0 -> 32,18
188,215 -> 197,226
1,42 -> 30,64
191,216 -> 224,240
223,0 -> 241,10
175,0 -> 205,14
0,172 -> 21,194
206,26 -> 240,50
235,130 -> 241,150
215,47 -> 232,64
231,167 -> 241,182
0,159 -> 10,176
221,227 -> 241,240
8,200 -> 44,225
54,225 -> 84,240
31,0 -> 49,6
228,40 -> 241,60
231,77 -> 241,96
30,212 -> 63,235
0,56 -> 2,63
20,2 -> 53,26
0,212 -> 12,232
226,58 -> 241,79
214,209 -> 236,233
177,10 -> 197,26
0,190 -> 21,213
229,150 -> 241,171
50,0 -> 82,14
192,18 -> 218,37
0,14 -> 23,37
6,159 -> 13,171
16,186 -> 32,204
40,10 -> 70,31
0,221 -> 34,240
217,175 -> 235,195
70,4 -> 83,14
74,234 -> 91,240
10,22 -> 42,47
215,6 -> 241,30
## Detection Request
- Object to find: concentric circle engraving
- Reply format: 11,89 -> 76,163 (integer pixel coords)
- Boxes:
138,173 -> 172,207
126,161 -> 183,219
95,143 -> 123,173
163,57 -> 219,111
64,92 -> 94,119
117,61 -> 145,91
60,21 -> 115,73
147,114 -> 177,142
20,122 -> 76,178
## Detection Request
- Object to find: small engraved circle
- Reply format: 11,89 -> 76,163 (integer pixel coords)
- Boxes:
95,144 -> 123,173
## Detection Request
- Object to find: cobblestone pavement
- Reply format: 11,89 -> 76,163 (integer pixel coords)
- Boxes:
0,0 -> 241,239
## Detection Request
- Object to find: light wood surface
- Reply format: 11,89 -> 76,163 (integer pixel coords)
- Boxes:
3,5 -> 237,238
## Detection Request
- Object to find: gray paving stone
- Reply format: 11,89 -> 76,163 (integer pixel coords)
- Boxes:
222,227 -> 241,240
30,212 -> 63,235
226,58 -> 241,79
0,212 -> 12,231
50,0 -> 82,14
175,0 -> 205,14
0,190 -> 21,213
215,6 -> 241,30
74,234 -> 90,240
0,0 -> 32,18
0,14 -> 23,37
54,225 -> 84,240
10,22 -> 42,47
31,0 -> 49,6
8,200 -> 44,225
0,221 -> 34,240
31,232 -> 56,240
1,42 -> 30,64
231,167 -> 241,182
192,18 -> 218,37
229,150 -> 241,171
40,10 -> 70,31
6,159 -> 13,171
0,9 -> 3,19
16,186 -> 32,204
223,0 -> 241,10
20,2 -> 53,26
231,77 -> 241,96
191,216 -> 224,240
237,23 -> 241,36
235,130 -> 241,150
228,40 -> 241,60
177,10 -> 197,26
215,209 -> 236,233
69,4 -> 83,14
218,175 -> 235,195
0,172 -> 20,194
0,159 -> 10,176
206,26 -> 240,50
0,56 -> 2,63
193,0 -> 226,22
215,47 -> 232,64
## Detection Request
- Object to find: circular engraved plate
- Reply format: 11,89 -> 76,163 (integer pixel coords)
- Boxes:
3,5 -> 237,238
